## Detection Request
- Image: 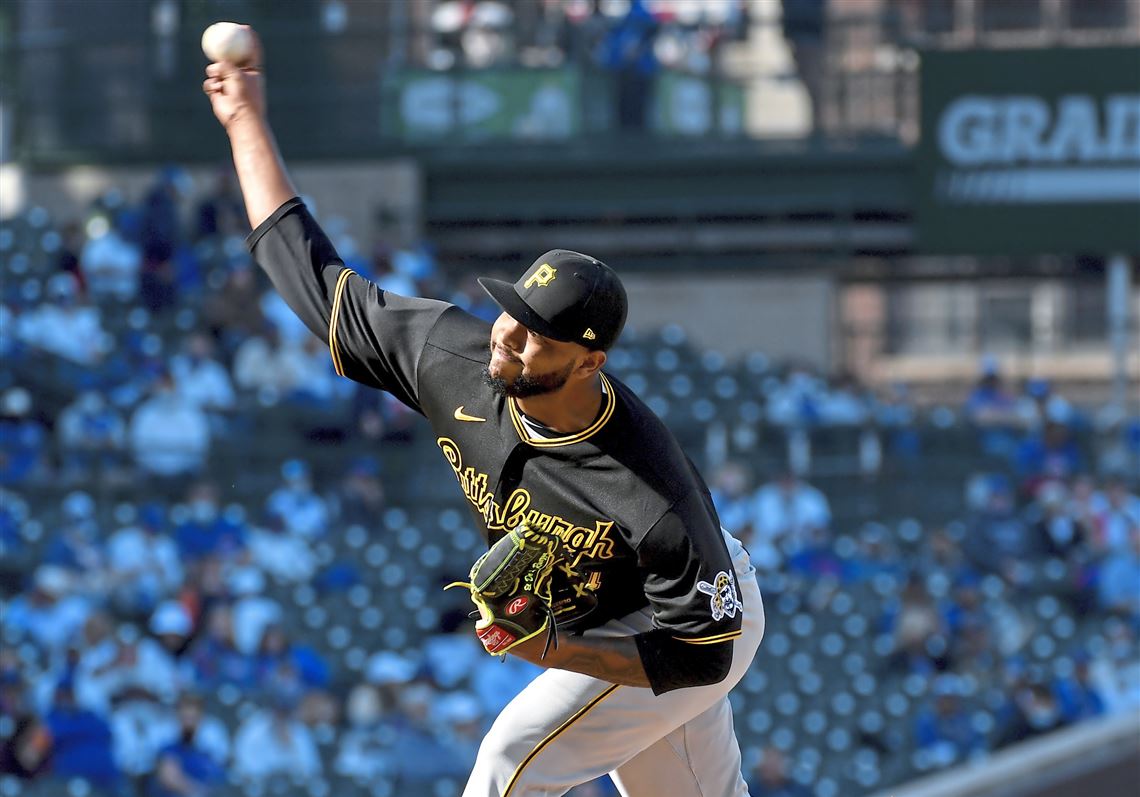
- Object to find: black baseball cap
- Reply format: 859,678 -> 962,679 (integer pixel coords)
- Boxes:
478,250 -> 628,351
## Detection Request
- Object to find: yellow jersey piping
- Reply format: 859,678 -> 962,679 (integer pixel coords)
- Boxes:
328,268 -> 354,376
672,630 -> 743,645
508,373 -> 616,447
503,683 -> 620,796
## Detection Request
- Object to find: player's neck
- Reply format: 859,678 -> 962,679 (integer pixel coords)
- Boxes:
515,374 -> 604,435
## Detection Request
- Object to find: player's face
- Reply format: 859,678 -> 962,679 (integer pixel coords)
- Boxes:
485,312 -> 582,398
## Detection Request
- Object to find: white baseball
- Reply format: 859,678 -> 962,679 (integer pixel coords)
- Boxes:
201,22 -> 254,65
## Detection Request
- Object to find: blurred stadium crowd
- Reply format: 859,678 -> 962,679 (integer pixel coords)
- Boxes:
1,165 -> 1138,797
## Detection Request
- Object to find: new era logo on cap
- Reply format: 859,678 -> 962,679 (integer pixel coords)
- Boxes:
478,250 -> 628,351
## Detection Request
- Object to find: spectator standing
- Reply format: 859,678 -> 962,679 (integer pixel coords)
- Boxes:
423,609 -> 484,691
232,695 -> 321,783
0,388 -> 49,485
748,746 -> 810,797
43,491 -> 106,586
470,651 -> 543,718
260,288 -> 310,346
336,456 -> 385,527
187,605 -> 257,690
1016,378 -> 1074,433
336,678 -> 392,782
750,470 -> 831,570
600,0 -> 659,130
914,675 -> 984,767
382,682 -> 470,787
709,461 -> 755,543
129,371 -> 211,480
149,693 -> 229,797
1053,653 -> 1106,723
0,488 -> 29,573
228,568 -> 283,658
247,510 -> 316,584
105,504 -> 183,615
195,169 -> 246,241
80,213 -> 142,302
817,372 -> 870,426
278,334 -> 344,405
766,367 -> 824,428
170,334 -> 236,421
141,167 -> 186,266
55,221 -> 86,294
963,475 -> 1036,586
1092,473 -> 1140,554
44,680 -> 123,794
884,575 -> 948,675
254,624 -> 336,725
433,691 -> 485,775
265,460 -> 329,539
204,263 -> 264,351
1015,418 -> 1083,491
56,391 -> 128,483
965,358 -> 1022,459
232,323 -> 289,394
1089,622 -> 1140,714
139,167 -> 196,312
75,622 -> 181,719
2,566 -> 92,657
994,680 -> 1065,748
1098,526 -> 1140,621
781,0 -> 827,132
173,482 -> 246,562
1029,482 -> 1088,560
16,274 -> 107,366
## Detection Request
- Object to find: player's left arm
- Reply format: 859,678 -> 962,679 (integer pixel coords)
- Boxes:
630,490 -> 743,694
510,634 -> 650,688
515,492 -> 742,694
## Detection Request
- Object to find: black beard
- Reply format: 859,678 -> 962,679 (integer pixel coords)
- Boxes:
482,362 -> 573,399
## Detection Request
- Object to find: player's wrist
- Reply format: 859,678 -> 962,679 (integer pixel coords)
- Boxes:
224,104 -> 268,136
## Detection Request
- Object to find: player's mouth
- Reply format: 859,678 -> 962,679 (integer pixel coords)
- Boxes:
491,343 -> 521,364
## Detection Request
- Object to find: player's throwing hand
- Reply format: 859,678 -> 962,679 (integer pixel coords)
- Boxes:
201,25 -> 265,130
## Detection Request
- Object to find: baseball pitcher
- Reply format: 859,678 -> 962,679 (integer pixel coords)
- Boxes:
203,26 -> 765,797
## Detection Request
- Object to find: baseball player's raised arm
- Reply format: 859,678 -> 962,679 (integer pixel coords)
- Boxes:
201,27 -> 296,229
204,31 -> 449,411
245,199 -> 449,412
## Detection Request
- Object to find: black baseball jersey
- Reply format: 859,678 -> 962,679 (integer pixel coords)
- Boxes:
248,199 -> 746,693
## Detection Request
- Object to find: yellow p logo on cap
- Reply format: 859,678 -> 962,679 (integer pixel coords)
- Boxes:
524,264 -> 557,289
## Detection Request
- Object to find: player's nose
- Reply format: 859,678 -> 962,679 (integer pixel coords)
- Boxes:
497,314 -> 527,349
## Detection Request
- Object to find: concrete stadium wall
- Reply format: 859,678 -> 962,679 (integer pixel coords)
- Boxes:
621,273 -> 835,368
869,713 -> 1140,797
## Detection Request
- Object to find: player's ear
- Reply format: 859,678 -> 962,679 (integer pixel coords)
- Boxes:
575,350 -> 606,379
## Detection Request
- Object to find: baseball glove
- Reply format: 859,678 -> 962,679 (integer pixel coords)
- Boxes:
446,524 -> 591,658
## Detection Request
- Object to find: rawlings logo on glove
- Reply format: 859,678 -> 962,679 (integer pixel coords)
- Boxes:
446,524 -> 593,657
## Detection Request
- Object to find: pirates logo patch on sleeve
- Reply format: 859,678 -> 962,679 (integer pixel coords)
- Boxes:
697,570 -> 740,622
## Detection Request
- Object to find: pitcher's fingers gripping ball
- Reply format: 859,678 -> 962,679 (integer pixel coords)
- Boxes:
447,524 -> 596,657
201,21 -> 255,66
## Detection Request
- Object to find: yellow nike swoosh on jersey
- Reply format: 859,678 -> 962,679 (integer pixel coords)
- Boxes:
454,406 -> 487,422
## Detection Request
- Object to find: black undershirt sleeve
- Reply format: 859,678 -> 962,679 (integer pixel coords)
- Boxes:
246,197 -> 450,412
634,629 -> 733,695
